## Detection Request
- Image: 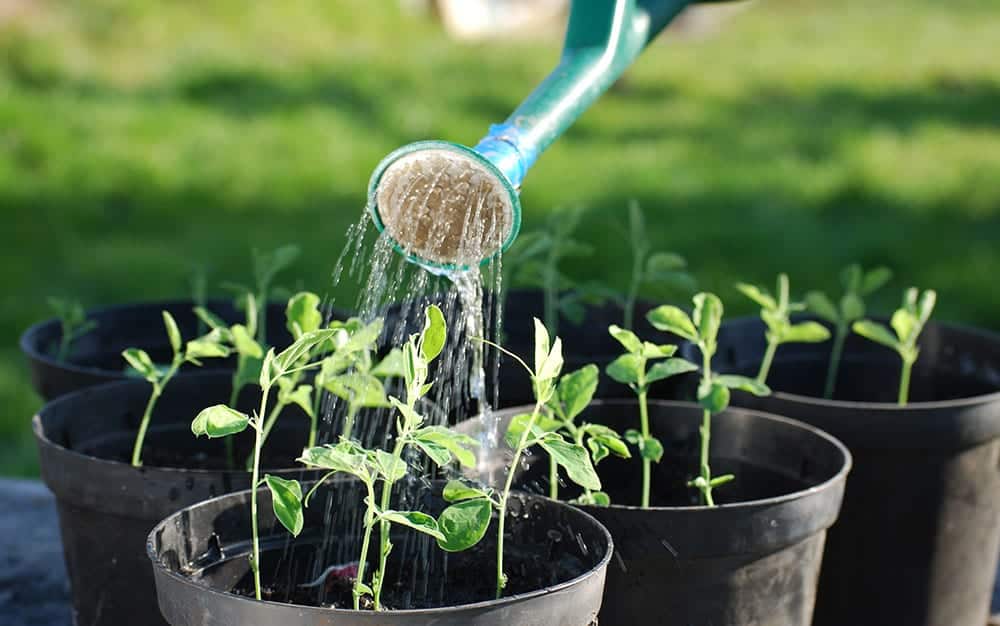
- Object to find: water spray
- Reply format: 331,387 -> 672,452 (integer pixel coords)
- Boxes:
368,0 -> 730,271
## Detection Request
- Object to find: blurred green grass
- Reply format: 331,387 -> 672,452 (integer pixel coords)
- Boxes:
2,0 -> 999,476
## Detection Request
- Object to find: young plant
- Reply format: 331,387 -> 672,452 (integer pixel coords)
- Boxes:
47,297 -> 97,362
605,325 -> 698,508
124,312 -> 230,466
805,264 -> 893,398
473,319 -> 601,598
648,294 -> 770,506
536,364 -> 631,505
222,244 -> 301,345
504,207 -> 595,334
852,287 -> 936,405
619,201 -> 696,330
191,326 -> 341,601
297,305 -> 484,610
737,273 -> 832,385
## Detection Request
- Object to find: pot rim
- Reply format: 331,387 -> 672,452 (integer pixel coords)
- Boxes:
719,316 -> 1000,412
145,484 -> 614,617
481,399 -> 852,514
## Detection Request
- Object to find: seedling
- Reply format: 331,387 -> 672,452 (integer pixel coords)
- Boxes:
605,325 -> 698,508
473,319 -> 601,597
124,311 -> 231,467
47,297 -> 97,362
648,294 -> 770,506
503,207 -> 596,334
543,364 -> 631,505
852,287 -> 936,405
805,264 -> 892,398
737,274 -> 831,385
222,244 -> 301,345
191,325 -> 342,601
619,201 -> 696,330
297,306 -> 485,610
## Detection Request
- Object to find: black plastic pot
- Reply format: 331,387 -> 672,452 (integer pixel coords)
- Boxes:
496,289 -> 690,407
21,298 -> 346,401
707,317 -> 1000,626
458,400 -> 851,626
34,372 -> 319,626
147,481 -> 612,626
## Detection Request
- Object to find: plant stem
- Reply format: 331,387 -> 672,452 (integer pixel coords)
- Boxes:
756,338 -> 778,386
57,325 -> 72,362
250,383 -> 271,601
823,324 -> 847,399
372,418 -> 412,610
548,457 -> 558,500
496,399 -> 544,599
353,480 -> 377,610
698,408 -> 715,507
342,402 -> 360,441
130,358 -> 182,467
638,388 -> 651,509
899,358 -> 913,406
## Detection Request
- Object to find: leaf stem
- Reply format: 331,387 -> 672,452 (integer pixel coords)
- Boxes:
756,337 -> 778,386
353,479 -> 377,610
823,323 -> 847,399
698,408 -> 715,507
130,357 -> 182,467
250,383 -> 272,601
548,457 -> 558,500
638,388 -> 651,509
899,358 -> 913,406
342,402 -> 360,441
497,398 -> 544,599
372,415 -> 411,610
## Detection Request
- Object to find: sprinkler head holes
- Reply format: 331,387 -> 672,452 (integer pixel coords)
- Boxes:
368,142 -> 521,271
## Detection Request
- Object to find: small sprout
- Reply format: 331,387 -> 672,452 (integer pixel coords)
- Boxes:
620,201 -> 696,330
503,207 -> 596,334
47,297 -> 97,363
474,318 -> 600,598
805,264 -> 893,398
737,274 -> 831,385
605,324 -> 697,508
649,293 -> 771,506
128,311 -> 231,467
852,287 -> 936,405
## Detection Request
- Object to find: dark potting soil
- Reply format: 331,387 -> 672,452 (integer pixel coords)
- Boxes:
227,529 -> 589,610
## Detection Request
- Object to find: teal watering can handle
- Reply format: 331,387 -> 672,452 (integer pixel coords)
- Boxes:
474,0 -> 695,188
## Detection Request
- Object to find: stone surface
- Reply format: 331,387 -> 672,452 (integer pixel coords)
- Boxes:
1,478 -> 71,626
0,477 -> 996,625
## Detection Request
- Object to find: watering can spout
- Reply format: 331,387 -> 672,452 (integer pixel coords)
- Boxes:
369,0 -> 705,270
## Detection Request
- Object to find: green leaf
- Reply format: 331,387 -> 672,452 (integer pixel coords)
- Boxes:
783,321 -> 832,343
278,382 -> 315,418
371,348 -> 406,379
191,404 -> 250,438
698,380 -> 731,414
559,297 -> 586,326
645,251 -> 687,275
227,324 -> 261,359
259,347 -> 277,388
586,430 -> 630,462
285,292 -> 323,338
608,325 -> 642,354
709,474 -> 735,487
840,264 -> 863,293
533,317 -> 550,375
380,510 -> 444,541
715,375 -> 771,396
264,475 -> 303,537
420,304 -> 447,361
412,427 -> 478,469
557,365 -> 599,420
538,436 -> 601,491
736,283 -> 776,310
646,358 -> 699,384
861,267 -> 892,295
606,354 -> 641,386
375,450 -> 407,481
641,342 -> 676,358
504,412 -> 558,449
298,442 -> 369,478
442,479 -> 491,502
917,289 -> 937,326
536,337 -> 563,383
804,291 -> 838,323
163,311 -> 182,354
275,329 -> 339,371
840,293 -> 866,322
646,305 -> 697,340
122,348 -> 159,383
891,309 -> 917,343
436,498 -> 492,552
341,318 -> 384,354
852,320 -> 901,350
692,293 -> 724,345
185,336 -> 231,362
637,436 -> 664,463
590,492 -> 611,507
324,373 -> 390,409
389,396 -> 424,428
193,306 -> 227,331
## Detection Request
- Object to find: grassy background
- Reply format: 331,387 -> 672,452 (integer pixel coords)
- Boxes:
2,0 -> 999,476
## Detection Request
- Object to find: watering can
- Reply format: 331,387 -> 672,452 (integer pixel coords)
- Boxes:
368,0 -> 736,271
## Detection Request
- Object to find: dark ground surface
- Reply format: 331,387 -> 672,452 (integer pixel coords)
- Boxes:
1,478 -> 997,625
